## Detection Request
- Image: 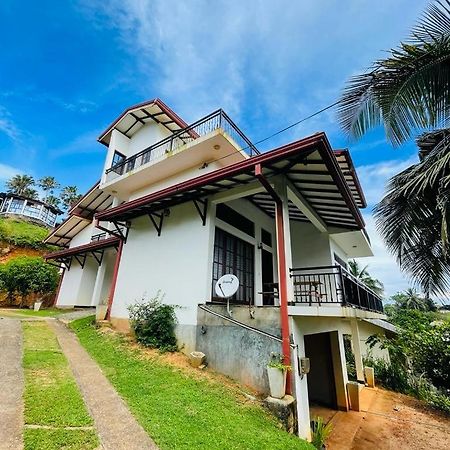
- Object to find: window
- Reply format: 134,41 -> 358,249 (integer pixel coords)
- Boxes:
212,227 -> 254,304
216,203 -> 254,237
261,228 -> 272,247
9,199 -> 23,213
112,151 -> 126,167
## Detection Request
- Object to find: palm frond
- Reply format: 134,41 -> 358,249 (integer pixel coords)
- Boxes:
337,0 -> 450,145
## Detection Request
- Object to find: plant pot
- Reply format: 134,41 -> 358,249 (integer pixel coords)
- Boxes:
34,301 -> 42,312
267,366 -> 287,399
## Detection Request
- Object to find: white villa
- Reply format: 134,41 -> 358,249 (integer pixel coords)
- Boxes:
45,99 -> 392,439
0,192 -> 61,227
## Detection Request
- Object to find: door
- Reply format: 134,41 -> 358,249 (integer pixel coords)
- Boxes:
304,332 -> 338,408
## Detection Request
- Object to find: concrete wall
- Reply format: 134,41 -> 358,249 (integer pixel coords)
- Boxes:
196,304 -> 282,393
358,320 -> 390,362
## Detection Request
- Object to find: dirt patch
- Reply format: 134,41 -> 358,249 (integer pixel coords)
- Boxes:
0,245 -> 45,263
327,388 -> 450,450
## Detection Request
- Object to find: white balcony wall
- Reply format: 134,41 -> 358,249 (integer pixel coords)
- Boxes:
290,221 -> 332,268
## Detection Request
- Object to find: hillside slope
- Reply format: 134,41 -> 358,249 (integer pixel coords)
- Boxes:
0,217 -> 51,262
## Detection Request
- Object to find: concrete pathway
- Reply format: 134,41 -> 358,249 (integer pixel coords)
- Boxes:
0,319 -> 23,450
49,320 -> 158,450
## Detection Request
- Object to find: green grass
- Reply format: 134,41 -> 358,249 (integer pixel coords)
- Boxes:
0,217 -> 49,249
71,316 -> 314,450
22,322 -> 98,450
0,308 -> 64,318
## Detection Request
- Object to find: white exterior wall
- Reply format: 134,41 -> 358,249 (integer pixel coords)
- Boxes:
290,221 -> 332,268
111,201 -> 213,327
128,123 -> 171,155
358,320 -> 390,362
330,239 -> 349,266
69,223 -> 95,248
57,265 -> 84,307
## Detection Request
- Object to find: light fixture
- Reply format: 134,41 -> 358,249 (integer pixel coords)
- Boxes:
213,144 -> 221,150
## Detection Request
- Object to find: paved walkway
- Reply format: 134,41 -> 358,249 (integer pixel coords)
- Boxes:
49,320 -> 158,450
0,319 -> 23,450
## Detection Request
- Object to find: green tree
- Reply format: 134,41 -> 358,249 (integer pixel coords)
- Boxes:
38,176 -> 60,202
60,186 -> 81,211
5,174 -> 35,196
337,1 -> 450,295
43,194 -> 61,209
348,259 -> 384,296
0,257 -> 59,306
391,288 -> 437,311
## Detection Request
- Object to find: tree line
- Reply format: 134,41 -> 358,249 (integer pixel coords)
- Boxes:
4,174 -> 81,212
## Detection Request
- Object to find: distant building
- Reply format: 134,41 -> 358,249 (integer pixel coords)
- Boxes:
0,192 -> 61,227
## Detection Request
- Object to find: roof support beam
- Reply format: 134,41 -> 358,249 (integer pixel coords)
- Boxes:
286,179 -> 328,233
210,180 -> 264,204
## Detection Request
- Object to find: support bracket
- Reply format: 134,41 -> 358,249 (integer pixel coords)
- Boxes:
74,254 -> 87,269
193,198 -> 208,226
91,250 -> 105,266
148,212 -> 164,236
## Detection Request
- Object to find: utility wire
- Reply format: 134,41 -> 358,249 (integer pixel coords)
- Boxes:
202,100 -> 340,167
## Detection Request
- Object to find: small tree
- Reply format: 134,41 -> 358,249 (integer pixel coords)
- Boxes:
0,257 -> 59,306
38,176 -> 60,202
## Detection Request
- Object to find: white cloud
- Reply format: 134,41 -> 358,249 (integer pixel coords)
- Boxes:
0,106 -> 21,143
356,155 -> 418,207
354,155 -> 422,297
77,0 -> 427,126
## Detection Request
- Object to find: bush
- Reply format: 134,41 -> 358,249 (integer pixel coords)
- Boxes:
127,292 -> 178,352
0,256 -> 59,300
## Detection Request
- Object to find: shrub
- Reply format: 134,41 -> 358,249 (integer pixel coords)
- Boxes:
0,256 -> 59,299
127,292 -> 178,352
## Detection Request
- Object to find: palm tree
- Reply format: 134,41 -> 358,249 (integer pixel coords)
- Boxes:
44,194 -> 61,209
59,186 -> 81,211
348,259 -> 384,296
391,288 -> 437,311
337,0 -> 450,295
38,176 -> 60,201
5,175 -> 35,196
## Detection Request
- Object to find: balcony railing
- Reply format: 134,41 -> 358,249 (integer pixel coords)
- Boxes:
289,265 -> 384,314
105,109 -> 259,183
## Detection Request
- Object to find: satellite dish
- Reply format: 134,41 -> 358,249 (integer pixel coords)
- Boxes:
215,274 -> 239,298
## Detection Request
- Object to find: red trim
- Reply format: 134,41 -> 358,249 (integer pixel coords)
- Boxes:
105,239 -> 123,320
255,164 -> 291,395
44,236 -> 121,260
52,267 -> 66,307
98,98 -> 189,145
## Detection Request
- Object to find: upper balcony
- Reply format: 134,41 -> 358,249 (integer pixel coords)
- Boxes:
289,265 -> 384,317
101,109 -> 259,195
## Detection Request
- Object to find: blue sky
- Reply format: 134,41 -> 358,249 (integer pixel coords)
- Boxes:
0,0 -> 429,296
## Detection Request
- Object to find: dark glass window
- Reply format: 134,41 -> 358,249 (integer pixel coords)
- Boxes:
212,227 -> 254,304
261,228 -> 272,247
112,151 -> 126,167
216,203 -> 254,237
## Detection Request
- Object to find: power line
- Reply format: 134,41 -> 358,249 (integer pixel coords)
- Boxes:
203,100 -> 340,167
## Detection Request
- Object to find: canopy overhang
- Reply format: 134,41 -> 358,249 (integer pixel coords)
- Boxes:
98,98 -> 189,146
95,133 -> 365,230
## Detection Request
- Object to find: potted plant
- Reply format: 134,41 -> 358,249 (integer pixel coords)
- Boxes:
311,416 -> 333,449
267,353 -> 291,399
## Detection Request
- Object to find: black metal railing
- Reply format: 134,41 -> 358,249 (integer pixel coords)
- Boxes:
105,109 -> 259,182
289,265 -> 384,313
91,226 -> 126,242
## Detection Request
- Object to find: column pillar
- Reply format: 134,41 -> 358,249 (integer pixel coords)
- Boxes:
290,317 -> 311,440
350,318 -> 365,383
91,256 -> 108,307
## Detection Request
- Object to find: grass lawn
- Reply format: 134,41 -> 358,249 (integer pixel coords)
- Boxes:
0,308 -> 64,318
22,321 -> 98,450
71,316 -> 314,450
0,218 -> 49,249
